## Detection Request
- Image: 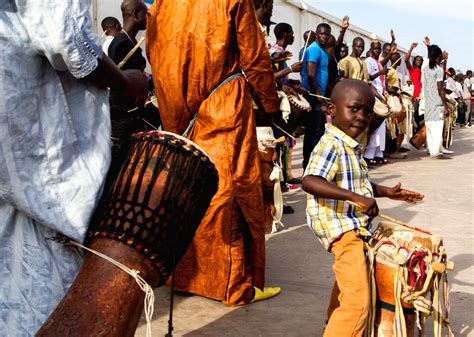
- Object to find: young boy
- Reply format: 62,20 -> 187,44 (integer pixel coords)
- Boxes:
302,79 -> 424,337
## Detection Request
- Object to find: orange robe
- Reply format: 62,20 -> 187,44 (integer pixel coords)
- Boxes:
146,0 -> 280,305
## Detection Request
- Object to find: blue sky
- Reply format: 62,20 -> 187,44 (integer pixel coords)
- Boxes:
306,0 -> 473,72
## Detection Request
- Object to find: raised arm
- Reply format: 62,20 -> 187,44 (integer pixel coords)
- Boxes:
405,42 -> 418,69
335,15 -> 350,51
424,36 -> 431,55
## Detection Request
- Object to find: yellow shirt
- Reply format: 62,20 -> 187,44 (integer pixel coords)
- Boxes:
338,56 -> 370,83
386,67 -> 400,88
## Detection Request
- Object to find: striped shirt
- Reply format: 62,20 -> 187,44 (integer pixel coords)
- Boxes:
304,125 -> 374,250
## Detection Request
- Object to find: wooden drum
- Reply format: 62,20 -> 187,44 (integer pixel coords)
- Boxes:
37,131 -> 219,337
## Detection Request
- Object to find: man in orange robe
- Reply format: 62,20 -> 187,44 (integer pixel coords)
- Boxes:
146,0 -> 281,305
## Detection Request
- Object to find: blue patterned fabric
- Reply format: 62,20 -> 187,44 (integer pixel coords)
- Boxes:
0,1 -> 111,335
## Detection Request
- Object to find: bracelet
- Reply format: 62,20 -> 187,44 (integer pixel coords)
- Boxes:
289,65 -> 293,73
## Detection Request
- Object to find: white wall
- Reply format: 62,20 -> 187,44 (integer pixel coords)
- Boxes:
91,0 -> 410,83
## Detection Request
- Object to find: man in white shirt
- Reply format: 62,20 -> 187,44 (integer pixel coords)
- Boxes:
463,70 -> 472,126
0,2 -> 146,335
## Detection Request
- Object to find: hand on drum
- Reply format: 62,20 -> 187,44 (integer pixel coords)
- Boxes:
351,194 -> 379,218
282,84 -> 299,97
274,50 -> 293,62
385,182 -> 424,204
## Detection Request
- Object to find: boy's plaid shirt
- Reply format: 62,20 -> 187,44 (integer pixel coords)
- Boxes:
304,124 -> 374,250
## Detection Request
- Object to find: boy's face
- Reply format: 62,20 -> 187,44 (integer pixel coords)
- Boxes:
329,87 -> 374,139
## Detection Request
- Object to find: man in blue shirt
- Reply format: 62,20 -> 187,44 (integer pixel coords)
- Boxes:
301,23 -> 331,169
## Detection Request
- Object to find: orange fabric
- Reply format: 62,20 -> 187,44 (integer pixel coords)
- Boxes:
146,0 -> 280,305
324,231 -> 370,337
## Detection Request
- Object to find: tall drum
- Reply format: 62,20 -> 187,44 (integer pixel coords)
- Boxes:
37,131 -> 219,337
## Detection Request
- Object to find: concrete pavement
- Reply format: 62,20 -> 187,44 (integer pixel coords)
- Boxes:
136,127 -> 473,337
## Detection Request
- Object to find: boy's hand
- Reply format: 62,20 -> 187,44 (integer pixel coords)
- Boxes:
351,195 -> 379,218
385,183 -> 424,203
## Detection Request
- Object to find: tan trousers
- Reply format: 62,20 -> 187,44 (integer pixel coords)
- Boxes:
324,231 -> 370,337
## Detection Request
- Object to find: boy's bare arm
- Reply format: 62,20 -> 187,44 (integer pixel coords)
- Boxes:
302,175 -> 379,217
371,182 -> 424,203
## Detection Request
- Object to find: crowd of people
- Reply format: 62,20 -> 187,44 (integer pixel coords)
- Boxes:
0,0 -> 470,336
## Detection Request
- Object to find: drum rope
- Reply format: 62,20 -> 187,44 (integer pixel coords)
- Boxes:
48,236 -> 155,337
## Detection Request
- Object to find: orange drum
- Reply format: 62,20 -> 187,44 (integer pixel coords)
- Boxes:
409,124 -> 426,150
367,221 -> 453,337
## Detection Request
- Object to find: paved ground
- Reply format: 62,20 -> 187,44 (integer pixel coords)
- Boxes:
136,127 -> 473,337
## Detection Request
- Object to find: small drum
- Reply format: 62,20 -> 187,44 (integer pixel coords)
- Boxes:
409,124 -> 426,150
287,94 -> 312,133
369,99 -> 390,134
386,94 -> 407,124
367,221 -> 453,337
38,131 -> 219,337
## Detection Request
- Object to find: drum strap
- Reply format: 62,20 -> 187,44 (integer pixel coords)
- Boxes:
269,164 -> 284,233
182,72 -> 245,137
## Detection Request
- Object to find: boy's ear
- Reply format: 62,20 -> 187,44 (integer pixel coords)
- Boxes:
327,103 -> 336,118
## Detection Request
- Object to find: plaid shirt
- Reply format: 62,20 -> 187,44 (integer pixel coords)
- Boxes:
304,125 -> 374,250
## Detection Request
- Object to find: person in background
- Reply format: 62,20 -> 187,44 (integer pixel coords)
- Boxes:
339,43 -> 349,60
422,45 -> 451,159
325,15 -> 350,96
463,70 -> 472,126
338,37 -> 370,83
405,42 -> 424,132
384,52 -> 408,159
301,23 -> 331,170
299,30 -> 316,61
101,16 -> 121,56
106,0 -> 159,190
364,40 -> 390,165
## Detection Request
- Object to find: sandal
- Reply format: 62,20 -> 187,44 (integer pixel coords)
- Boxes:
375,157 -> 391,165
365,158 -> 379,166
